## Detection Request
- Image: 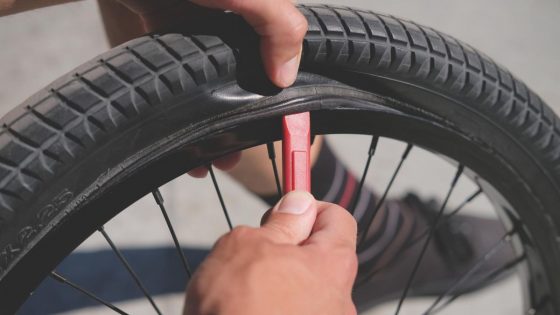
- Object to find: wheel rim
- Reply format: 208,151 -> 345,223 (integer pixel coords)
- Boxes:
7,86 -> 556,314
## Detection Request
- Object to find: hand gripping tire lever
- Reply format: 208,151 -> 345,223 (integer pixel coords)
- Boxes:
282,112 -> 311,193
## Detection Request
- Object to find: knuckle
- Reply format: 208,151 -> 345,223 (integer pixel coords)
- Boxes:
346,250 -> 359,272
213,233 -> 229,249
340,249 -> 358,279
323,201 -> 358,236
290,14 -> 309,40
340,210 -> 358,243
229,225 -> 256,240
325,248 -> 358,289
215,225 -> 256,248
339,205 -> 357,224
281,14 -> 308,47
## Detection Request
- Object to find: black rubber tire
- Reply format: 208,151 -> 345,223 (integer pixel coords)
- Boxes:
1,4 -> 559,314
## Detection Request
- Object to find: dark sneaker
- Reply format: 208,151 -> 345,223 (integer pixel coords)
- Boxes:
353,193 -> 516,311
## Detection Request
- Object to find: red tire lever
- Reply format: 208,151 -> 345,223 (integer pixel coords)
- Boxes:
282,112 -> 311,193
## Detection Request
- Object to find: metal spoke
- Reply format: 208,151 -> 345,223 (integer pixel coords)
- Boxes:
404,187 -> 483,251
394,165 -> 464,315
50,271 -> 129,315
266,142 -> 282,199
357,186 -> 483,286
98,227 -> 162,315
446,187 -> 483,218
152,189 -> 192,277
422,230 -> 516,315
208,165 -> 233,230
350,136 -> 379,213
430,254 -> 526,314
352,183 -> 485,288
358,143 -> 413,247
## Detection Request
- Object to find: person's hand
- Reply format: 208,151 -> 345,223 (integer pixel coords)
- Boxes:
117,0 -> 307,88
184,191 -> 358,315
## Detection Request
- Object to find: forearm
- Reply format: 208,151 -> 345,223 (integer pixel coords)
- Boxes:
0,0 -> 81,17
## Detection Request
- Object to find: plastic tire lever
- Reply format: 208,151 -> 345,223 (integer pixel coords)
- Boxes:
282,112 -> 311,193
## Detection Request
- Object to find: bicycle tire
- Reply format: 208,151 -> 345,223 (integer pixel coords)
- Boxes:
0,4 -> 559,314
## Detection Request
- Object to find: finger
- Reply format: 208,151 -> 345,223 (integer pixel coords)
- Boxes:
305,201 -> 357,249
192,0 -> 307,87
213,151 -> 242,171
187,166 -> 209,178
187,151 -> 242,178
260,190 -> 317,244
257,3 -> 306,88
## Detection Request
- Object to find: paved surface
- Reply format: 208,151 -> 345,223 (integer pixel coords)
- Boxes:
1,0 -> 559,314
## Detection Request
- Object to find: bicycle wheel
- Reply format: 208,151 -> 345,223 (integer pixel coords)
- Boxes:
1,4 -> 559,314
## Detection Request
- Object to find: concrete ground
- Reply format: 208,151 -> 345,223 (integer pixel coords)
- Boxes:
1,0 -> 559,314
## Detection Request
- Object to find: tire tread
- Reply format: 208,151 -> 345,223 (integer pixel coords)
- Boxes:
300,4 -> 559,185
0,35 -> 235,224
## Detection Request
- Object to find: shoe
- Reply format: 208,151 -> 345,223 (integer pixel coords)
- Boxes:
353,193 -> 516,311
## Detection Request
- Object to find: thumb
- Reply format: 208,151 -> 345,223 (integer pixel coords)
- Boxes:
260,191 -> 317,245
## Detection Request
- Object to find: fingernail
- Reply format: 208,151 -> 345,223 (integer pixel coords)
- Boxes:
277,54 -> 300,87
273,191 -> 314,214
